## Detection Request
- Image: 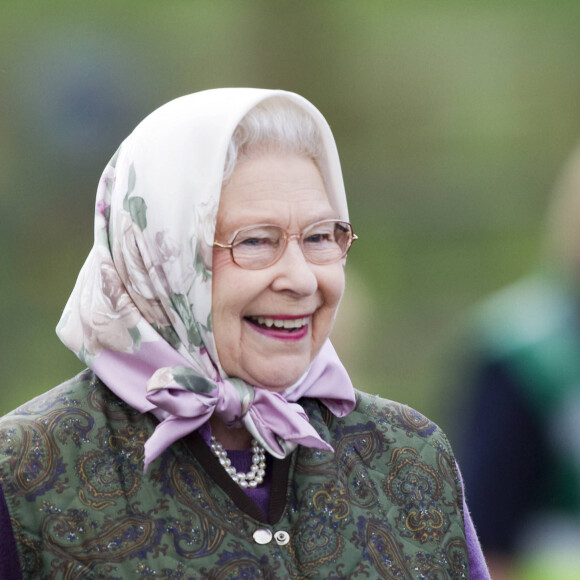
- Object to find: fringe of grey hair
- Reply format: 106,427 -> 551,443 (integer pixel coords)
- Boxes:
222,97 -> 324,183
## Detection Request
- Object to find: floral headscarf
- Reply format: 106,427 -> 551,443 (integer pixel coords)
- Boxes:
57,88 -> 356,471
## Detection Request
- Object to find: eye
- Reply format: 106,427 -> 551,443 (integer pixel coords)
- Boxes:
233,226 -> 282,250
238,236 -> 269,247
303,223 -> 335,245
304,232 -> 332,244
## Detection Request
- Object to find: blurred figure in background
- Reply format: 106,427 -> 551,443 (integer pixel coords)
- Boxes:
454,146 -> 580,579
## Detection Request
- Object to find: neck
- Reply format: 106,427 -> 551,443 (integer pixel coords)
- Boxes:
210,415 -> 253,450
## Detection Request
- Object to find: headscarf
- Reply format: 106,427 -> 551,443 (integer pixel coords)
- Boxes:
57,88 -> 356,471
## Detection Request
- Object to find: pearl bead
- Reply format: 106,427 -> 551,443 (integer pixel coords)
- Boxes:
209,435 -> 267,488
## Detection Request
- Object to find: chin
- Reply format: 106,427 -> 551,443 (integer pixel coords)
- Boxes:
246,366 -> 308,393
252,378 -> 298,393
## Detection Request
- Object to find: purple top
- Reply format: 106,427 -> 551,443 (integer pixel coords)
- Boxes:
461,481 -> 491,579
0,484 -> 21,579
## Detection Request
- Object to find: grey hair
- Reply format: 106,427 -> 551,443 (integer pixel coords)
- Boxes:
222,97 -> 324,183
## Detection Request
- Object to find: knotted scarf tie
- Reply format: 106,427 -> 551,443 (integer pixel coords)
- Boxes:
143,340 -> 354,471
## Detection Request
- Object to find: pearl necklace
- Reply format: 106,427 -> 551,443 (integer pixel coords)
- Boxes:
209,436 -> 266,488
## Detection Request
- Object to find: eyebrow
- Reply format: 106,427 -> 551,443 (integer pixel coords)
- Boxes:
224,212 -> 338,232
218,214 -> 341,244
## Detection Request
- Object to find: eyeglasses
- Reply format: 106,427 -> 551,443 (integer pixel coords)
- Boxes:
213,219 -> 357,270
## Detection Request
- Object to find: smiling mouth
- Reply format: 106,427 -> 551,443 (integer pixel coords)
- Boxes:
246,315 -> 310,331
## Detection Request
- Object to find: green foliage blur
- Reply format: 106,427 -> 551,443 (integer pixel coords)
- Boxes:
2,0 -> 580,430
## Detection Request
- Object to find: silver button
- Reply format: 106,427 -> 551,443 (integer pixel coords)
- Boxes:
274,530 -> 290,545
253,528 -> 273,544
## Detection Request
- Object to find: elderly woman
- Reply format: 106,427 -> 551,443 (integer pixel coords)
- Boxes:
0,89 -> 489,578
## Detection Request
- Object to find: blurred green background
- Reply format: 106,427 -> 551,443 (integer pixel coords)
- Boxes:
2,0 -> 580,435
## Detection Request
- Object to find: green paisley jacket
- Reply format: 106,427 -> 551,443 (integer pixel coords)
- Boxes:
0,371 -> 469,579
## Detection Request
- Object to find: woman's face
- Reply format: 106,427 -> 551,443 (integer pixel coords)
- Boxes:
212,153 -> 345,391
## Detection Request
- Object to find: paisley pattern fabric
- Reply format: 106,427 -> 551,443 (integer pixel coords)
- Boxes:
0,372 -> 469,579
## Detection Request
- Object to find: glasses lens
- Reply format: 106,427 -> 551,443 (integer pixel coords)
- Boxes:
301,220 -> 353,264
232,225 -> 284,269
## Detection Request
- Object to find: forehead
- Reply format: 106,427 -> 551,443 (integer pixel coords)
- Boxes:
216,154 -> 334,232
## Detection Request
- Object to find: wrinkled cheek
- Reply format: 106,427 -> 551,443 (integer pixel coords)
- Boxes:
211,247 -> 232,273
324,270 -> 346,324
213,328 -> 240,378
210,300 -> 240,377
329,268 -> 346,306
211,250 -> 233,301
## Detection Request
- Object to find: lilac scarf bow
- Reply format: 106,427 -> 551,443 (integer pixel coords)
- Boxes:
144,340 -> 355,471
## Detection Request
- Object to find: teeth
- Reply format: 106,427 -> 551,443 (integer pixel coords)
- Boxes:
252,316 -> 309,329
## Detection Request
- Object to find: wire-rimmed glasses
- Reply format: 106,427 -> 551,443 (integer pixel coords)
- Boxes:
213,219 -> 357,270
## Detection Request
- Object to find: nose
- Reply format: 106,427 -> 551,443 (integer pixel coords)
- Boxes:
270,237 -> 318,296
